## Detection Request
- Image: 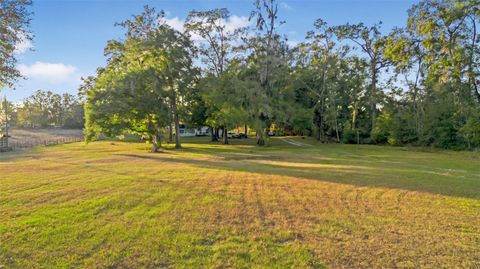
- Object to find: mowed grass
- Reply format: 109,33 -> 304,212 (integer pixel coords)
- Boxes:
1,137 -> 479,268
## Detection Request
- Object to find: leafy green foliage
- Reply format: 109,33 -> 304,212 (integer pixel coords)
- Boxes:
9,90 -> 84,128
0,0 -> 32,88
84,6 -> 196,151
81,0 -> 480,150
461,109 -> 480,148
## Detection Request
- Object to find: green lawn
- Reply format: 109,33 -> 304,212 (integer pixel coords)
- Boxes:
1,137 -> 479,268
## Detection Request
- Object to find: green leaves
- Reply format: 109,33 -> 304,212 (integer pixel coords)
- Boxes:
0,0 -> 32,89
80,0 -> 480,150
84,6 -> 195,150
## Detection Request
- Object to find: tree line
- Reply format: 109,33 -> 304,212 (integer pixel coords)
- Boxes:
0,1 -> 83,130
1,90 -> 84,129
81,0 -> 480,151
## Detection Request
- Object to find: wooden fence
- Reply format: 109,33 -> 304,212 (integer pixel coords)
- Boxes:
0,137 -> 10,152
0,136 -> 83,152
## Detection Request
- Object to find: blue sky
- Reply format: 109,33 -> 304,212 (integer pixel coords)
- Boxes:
7,0 -> 418,102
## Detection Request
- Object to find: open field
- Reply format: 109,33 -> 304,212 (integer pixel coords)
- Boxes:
2,128 -> 83,150
1,137 -> 479,268
8,128 -> 83,143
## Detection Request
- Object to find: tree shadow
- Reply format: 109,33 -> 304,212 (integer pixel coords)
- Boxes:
115,149 -> 480,200
3,139 -> 479,200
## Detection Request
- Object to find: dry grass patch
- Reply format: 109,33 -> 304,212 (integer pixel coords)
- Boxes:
8,128 -> 83,142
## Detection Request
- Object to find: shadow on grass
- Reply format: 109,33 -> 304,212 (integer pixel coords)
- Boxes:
3,138 -> 479,200
115,148 -> 480,200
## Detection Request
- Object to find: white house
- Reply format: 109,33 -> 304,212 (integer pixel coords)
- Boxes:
194,126 -> 210,136
178,124 -> 210,137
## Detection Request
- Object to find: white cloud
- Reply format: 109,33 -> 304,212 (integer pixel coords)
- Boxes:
14,34 -> 33,54
280,2 -> 293,11
162,15 -> 251,43
163,17 -> 202,41
18,62 -> 78,84
163,16 -> 184,32
287,40 -> 299,47
163,15 -> 251,34
223,15 -> 251,32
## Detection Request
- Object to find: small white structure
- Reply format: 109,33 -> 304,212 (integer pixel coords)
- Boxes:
178,124 -> 210,137
195,126 -> 210,136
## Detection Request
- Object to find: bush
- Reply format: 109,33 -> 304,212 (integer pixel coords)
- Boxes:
371,113 -> 392,144
420,92 -> 465,149
460,111 -> 480,149
389,112 -> 418,145
342,129 -> 369,144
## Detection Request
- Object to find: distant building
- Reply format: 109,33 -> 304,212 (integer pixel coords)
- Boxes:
178,124 -> 210,137
194,126 -> 210,136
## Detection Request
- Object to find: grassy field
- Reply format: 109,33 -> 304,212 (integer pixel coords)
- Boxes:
8,128 -> 83,143
1,137 -> 479,268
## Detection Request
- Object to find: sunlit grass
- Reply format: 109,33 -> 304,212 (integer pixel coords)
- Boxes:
1,137 -> 479,268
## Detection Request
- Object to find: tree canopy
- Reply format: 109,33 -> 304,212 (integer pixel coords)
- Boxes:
0,0 -> 32,89
83,0 -> 480,151
84,6 -> 196,151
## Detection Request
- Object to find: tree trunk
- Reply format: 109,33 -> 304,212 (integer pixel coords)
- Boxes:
468,17 -> 480,102
222,126 -> 229,144
150,129 -> 162,153
370,63 -> 377,133
257,128 -> 265,146
314,101 -> 323,141
171,92 -> 181,149
320,55 -> 327,143
333,99 -> 340,142
211,126 -> 218,142
168,104 -> 173,143
316,124 -> 321,141
319,118 -> 324,143
156,128 -> 162,149
168,124 -> 173,143
244,124 -> 248,138
334,117 -> 340,142
351,103 -> 357,131
150,135 -> 157,152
